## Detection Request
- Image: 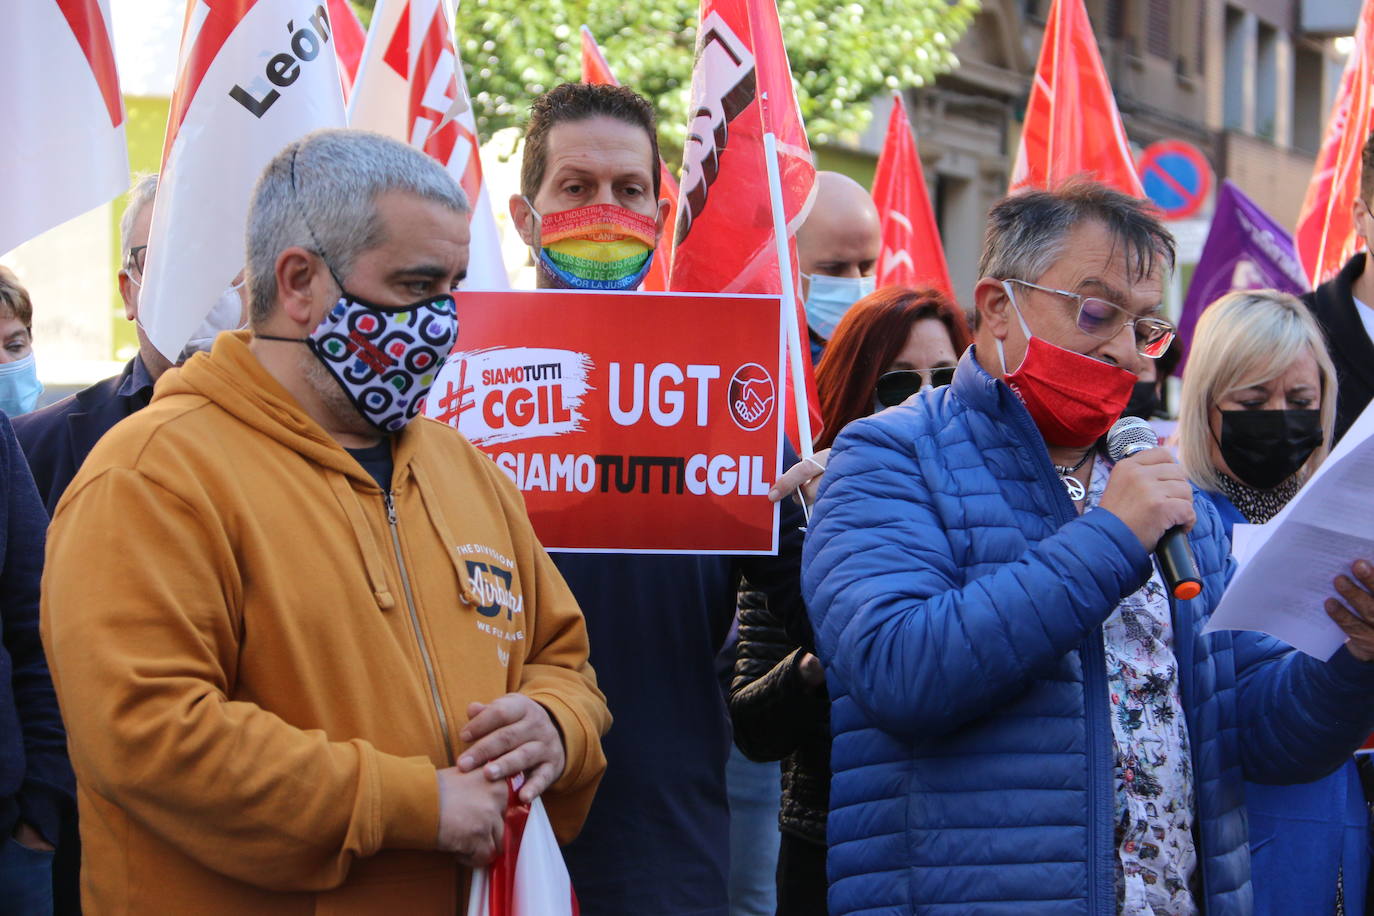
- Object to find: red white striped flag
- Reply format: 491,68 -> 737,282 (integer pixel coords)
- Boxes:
1010,0 -> 1142,196
579,25 -> 681,292
0,0 -> 128,255
349,0 -> 507,289
872,93 -> 952,296
139,0 -> 346,361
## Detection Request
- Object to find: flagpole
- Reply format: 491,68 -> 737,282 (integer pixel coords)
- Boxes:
763,129 -> 816,518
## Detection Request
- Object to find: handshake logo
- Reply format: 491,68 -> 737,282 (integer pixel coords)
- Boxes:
727,363 -> 775,432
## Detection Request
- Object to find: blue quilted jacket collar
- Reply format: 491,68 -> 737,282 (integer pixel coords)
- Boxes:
952,343 -> 1053,444
951,344 -> 1010,416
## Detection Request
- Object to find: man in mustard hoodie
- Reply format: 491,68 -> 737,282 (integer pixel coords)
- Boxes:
39,129 -> 610,914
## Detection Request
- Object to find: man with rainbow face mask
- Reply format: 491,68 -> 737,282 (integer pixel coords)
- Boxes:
803,180 -> 1374,916
510,83 -> 810,916
511,85 -> 668,292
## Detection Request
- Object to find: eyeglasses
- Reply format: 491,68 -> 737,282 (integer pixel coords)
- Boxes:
1006,278 -> 1175,358
875,367 -> 957,407
126,245 -> 148,277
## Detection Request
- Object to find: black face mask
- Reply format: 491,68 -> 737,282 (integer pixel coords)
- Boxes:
1122,381 -> 1161,420
1218,409 -> 1323,490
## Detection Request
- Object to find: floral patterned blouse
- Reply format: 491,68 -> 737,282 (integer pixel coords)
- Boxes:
1084,455 -> 1199,915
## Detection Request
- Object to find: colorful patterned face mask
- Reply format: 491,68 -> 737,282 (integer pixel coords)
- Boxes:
527,200 -> 657,291
261,290 -> 458,434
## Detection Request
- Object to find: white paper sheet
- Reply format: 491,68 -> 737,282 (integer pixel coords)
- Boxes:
1203,400 -> 1374,659
1228,522 -> 1269,568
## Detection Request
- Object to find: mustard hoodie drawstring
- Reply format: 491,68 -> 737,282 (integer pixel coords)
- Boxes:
410,461 -> 481,608
325,472 -> 397,611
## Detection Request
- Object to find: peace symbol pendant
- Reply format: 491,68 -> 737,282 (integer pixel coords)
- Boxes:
1063,476 -> 1086,501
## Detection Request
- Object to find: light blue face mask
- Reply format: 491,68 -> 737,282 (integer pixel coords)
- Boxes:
802,273 -> 876,339
0,353 -> 42,416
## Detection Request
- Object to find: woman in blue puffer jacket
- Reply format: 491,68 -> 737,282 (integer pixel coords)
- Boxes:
1178,289 -> 1367,916
803,183 -> 1374,916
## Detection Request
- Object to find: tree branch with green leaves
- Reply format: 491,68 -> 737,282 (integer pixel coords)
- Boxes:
349,0 -> 978,148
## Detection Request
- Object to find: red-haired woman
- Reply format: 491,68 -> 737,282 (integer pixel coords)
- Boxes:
731,286 -> 970,914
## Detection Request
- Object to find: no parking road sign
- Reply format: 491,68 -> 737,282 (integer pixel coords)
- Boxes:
1139,140 -> 1214,220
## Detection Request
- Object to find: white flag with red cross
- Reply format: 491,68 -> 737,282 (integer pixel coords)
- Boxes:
139,0 -> 347,361
349,0 -> 508,289
0,0 -> 129,256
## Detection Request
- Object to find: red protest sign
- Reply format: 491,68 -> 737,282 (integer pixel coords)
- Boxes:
424,290 -> 785,554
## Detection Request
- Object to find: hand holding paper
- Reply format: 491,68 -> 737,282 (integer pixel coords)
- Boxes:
1325,560 -> 1374,661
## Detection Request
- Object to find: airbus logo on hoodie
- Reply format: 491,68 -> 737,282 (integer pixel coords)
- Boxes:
458,543 -> 526,630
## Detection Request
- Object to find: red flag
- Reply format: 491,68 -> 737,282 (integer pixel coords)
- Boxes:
668,0 -> 821,447
579,25 -> 617,86
1010,0 -> 1142,196
579,26 -> 680,293
1,0 -> 128,255
872,94 -> 952,296
1295,0 -> 1374,286
328,0 -> 366,102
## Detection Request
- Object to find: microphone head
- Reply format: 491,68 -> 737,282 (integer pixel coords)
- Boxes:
1107,415 -> 1159,461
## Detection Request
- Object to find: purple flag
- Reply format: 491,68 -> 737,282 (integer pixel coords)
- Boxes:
1176,180 -> 1309,374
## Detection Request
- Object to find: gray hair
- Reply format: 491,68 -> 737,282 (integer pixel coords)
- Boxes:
119,173 -> 159,261
978,180 -> 1177,285
245,128 -> 470,325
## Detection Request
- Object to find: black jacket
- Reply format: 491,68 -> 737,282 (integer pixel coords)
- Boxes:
729,588 -> 829,845
0,414 -> 73,847
12,358 -> 150,916
13,359 -> 151,514
1302,253 -> 1374,444
554,445 -> 809,916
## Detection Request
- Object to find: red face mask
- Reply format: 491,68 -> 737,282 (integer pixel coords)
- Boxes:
996,285 -> 1137,448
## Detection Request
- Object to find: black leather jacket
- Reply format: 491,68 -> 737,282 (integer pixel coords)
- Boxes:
728,587 -> 830,845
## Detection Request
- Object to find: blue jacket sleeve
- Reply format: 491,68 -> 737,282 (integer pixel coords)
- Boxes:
802,414 -> 1152,740
1,414 -> 73,844
1192,486 -> 1374,785
1230,578 -> 1374,785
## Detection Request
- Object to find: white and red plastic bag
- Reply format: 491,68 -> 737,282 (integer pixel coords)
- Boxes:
465,779 -> 578,916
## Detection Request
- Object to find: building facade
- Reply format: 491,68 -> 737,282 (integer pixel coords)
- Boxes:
818,0 -> 1357,311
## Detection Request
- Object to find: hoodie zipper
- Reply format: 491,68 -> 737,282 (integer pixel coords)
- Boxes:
384,489 -> 455,767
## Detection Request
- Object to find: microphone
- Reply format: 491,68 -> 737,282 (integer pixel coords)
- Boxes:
1106,416 -> 1203,601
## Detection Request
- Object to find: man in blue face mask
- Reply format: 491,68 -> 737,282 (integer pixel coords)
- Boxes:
0,268 -> 41,418
796,172 -> 883,362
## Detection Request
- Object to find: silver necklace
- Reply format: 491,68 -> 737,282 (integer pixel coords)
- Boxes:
1054,450 -> 1093,501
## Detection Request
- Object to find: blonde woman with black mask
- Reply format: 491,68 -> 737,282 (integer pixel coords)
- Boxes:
1179,289 -> 1360,916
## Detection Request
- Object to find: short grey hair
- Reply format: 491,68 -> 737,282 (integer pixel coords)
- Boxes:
979,181 -> 1176,285
119,173 -> 159,261
245,128 -> 470,325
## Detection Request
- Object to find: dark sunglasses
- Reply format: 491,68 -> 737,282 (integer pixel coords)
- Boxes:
875,367 -> 957,407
